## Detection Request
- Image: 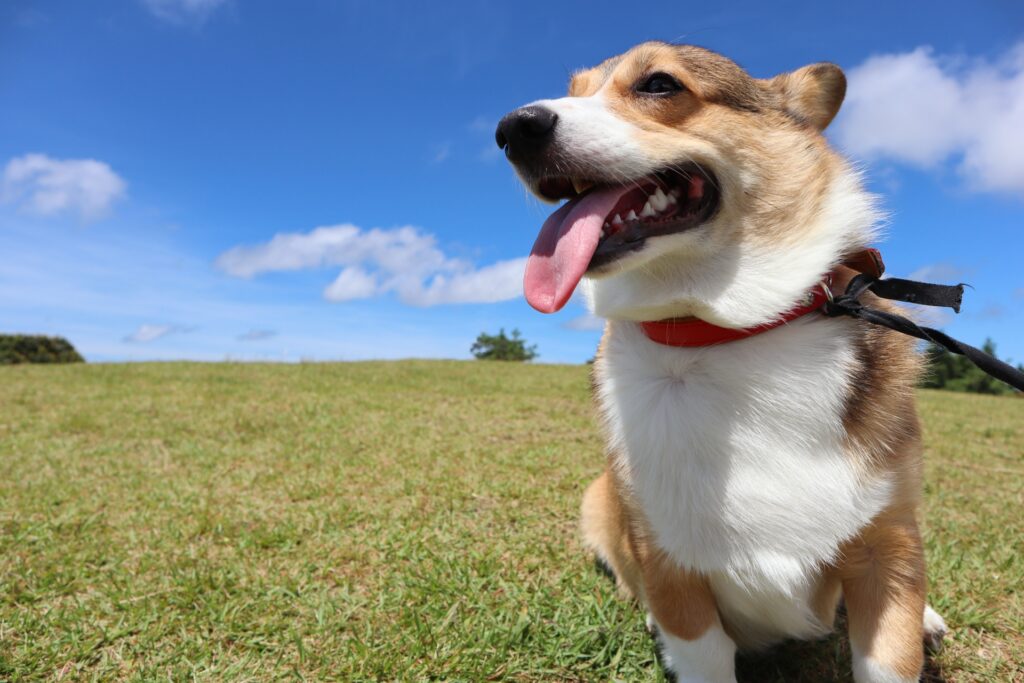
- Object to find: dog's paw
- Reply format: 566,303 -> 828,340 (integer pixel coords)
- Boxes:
923,604 -> 948,653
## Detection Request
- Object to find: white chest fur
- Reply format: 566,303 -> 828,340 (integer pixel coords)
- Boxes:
595,317 -> 893,642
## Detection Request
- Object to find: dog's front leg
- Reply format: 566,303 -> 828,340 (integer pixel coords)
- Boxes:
842,515 -> 926,683
643,550 -> 737,683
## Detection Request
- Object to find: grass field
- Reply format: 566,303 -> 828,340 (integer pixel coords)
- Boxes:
1,361 -> 1021,682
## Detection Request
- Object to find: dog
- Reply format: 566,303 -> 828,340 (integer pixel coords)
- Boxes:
496,42 -> 948,682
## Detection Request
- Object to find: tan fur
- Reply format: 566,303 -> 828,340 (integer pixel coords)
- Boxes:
642,548 -> 721,642
839,509 -> 927,679
582,469 -> 720,643
765,62 -> 847,130
580,469 -> 645,602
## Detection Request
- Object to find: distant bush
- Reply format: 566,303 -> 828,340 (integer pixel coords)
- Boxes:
471,328 -> 538,362
921,338 -> 1020,395
0,335 -> 85,364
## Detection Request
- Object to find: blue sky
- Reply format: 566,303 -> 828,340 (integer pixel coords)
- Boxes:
1,0 -> 1022,364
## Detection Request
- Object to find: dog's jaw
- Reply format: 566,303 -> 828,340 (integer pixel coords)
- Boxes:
586,165 -> 880,327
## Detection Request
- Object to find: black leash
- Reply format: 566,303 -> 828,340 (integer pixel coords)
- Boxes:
822,273 -> 1024,392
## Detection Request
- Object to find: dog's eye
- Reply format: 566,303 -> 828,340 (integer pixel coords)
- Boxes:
636,72 -> 684,96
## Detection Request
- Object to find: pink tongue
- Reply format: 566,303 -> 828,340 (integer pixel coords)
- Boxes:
524,186 -> 631,313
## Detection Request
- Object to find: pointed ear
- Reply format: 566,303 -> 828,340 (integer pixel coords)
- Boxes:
767,63 -> 846,131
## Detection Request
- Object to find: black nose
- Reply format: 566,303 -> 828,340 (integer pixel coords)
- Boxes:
495,105 -> 558,161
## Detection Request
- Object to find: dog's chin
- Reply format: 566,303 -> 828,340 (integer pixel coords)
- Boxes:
582,215 -> 729,322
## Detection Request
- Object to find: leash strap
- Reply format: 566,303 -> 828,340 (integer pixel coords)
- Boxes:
822,274 -> 1024,392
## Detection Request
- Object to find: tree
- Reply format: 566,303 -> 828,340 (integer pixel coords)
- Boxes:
471,328 -> 538,362
920,338 -> 1019,395
0,335 -> 85,364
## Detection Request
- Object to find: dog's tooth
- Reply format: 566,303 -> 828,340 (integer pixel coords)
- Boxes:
650,188 -> 669,211
626,209 -> 638,221
612,214 -> 623,225
640,202 -> 656,218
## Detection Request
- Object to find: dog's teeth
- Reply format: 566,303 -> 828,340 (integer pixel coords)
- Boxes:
626,209 -> 638,221
612,214 -> 623,225
650,188 -> 669,211
640,202 -> 656,218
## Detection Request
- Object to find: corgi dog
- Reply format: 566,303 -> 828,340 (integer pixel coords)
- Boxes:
496,42 -> 948,682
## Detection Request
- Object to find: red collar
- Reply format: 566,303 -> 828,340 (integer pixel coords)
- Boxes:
640,249 -> 885,348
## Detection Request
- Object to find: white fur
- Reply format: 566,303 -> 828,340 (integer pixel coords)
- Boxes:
595,316 -> 893,648
923,604 -> 947,636
657,622 -> 737,683
923,603 -> 948,650
851,646 -> 918,683
526,93 -> 653,182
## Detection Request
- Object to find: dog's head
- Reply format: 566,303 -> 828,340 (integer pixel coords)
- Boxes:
498,42 -> 878,326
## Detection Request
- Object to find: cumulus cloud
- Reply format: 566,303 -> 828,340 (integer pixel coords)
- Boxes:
216,224 -> 527,306
1,154 -> 126,221
142,0 -> 229,24
324,266 -> 379,302
124,324 -> 193,343
835,43 -> 1024,195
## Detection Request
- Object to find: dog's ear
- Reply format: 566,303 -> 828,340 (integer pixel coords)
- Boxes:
766,63 -> 846,131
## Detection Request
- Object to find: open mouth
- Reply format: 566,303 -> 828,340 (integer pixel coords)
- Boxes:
524,165 -> 720,313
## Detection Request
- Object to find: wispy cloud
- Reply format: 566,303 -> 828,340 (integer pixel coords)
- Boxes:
563,312 -> 605,331
216,223 -> 527,306
972,304 -> 1006,321
142,0 -> 230,24
237,329 -> 277,341
124,323 -> 194,343
468,116 -> 496,132
431,142 -> 452,164
907,263 -> 971,283
836,43 -> 1024,195
1,154 -> 126,221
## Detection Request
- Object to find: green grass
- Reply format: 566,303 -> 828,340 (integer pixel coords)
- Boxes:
1,361 -> 1021,682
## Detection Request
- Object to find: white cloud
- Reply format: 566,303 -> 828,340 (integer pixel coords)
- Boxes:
142,0 -> 229,24
216,223 -> 527,306
907,263 -> 970,283
835,43 -> 1024,195
124,324 -> 193,343
324,266 -> 379,302
403,257 -> 527,306
563,312 -> 605,331
1,154 -> 126,221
